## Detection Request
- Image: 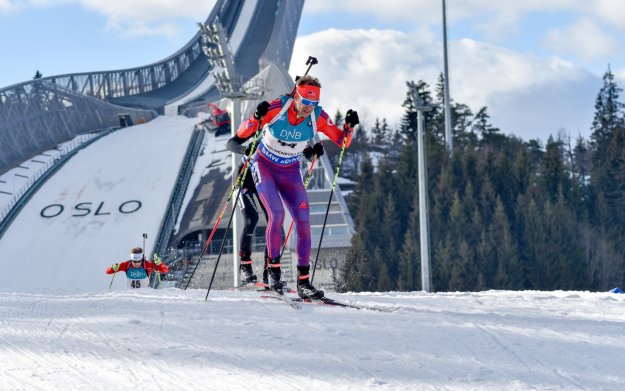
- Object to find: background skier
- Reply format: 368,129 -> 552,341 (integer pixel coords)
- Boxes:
106,247 -> 169,289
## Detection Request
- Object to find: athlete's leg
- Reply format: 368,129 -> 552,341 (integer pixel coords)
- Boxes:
253,158 -> 285,260
277,166 -> 311,267
238,189 -> 259,257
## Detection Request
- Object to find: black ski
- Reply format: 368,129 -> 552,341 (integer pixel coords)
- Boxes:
259,292 -> 302,309
294,297 -> 399,313
234,281 -> 296,294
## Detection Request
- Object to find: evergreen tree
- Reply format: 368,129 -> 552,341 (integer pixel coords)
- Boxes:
540,136 -> 568,203
371,118 -> 384,150
431,73 -> 447,140
517,197 -> 545,289
398,191 -> 421,290
341,236 -> 366,291
472,106 -> 503,147
591,65 -> 624,160
370,117 -> 392,149
341,74 -> 625,293
401,80 -> 434,142
446,193 -> 476,290
334,109 -> 344,128
33,70 -> 43,79
452,103 -> 475,149
379,192 -> 400,288
491,198 -> 519,289
602,127 -> 625,230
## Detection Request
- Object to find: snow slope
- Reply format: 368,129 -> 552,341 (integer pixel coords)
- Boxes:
0,116 -> 196,293
0,289 -> 623,390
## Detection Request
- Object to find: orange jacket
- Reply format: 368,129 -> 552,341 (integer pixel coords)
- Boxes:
106,260 -> 169,275
236,97 -> 353,148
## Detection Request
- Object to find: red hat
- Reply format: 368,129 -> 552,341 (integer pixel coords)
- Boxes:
296,85 -> 320,101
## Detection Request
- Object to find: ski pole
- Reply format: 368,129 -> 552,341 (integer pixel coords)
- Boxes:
184,137 -> 260,289
288,56 -> 318,98
142,233 -> 147,258
279,156 -> 317,258
152,252 -> 163,289
311,133 -> 350,283
202,56 -> 319,297
204,130 -> 263,299
143,233 -> 158,288
108,273 -> 116,289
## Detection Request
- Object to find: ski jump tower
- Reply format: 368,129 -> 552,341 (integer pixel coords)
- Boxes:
0,0 -> 354,292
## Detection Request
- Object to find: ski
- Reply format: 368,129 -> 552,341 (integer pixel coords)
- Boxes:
294,297 -> 399,313
258,292 -> 398,312
233,281 -> 296,294
253,282 -> 297,293
259,291 -> 301,309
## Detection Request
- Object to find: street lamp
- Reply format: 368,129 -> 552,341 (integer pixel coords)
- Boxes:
199,21 -> 263,287
406,81 -> 432,292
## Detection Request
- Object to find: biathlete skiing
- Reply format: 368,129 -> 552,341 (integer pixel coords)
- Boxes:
226,74 -> 359,299
106,247 -> 169,289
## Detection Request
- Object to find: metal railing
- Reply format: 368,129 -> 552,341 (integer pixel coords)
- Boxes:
0,0 -> 228,173
152,126 -> 206,260
0,80 -> 158,173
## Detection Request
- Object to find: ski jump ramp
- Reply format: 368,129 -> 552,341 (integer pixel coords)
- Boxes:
0,0 -> 354,293
0,116 -> 196,293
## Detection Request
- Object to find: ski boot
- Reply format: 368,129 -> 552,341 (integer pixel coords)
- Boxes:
296,265 -> 324,300
266,256 -> 283,293
239,253 -> 257,283
262,268 -> 269,286
262,249 -> 269,286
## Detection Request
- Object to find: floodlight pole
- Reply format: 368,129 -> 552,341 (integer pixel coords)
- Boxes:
407,82 -> 432,292
199,20 -> 263,287
442,0 -> 453,153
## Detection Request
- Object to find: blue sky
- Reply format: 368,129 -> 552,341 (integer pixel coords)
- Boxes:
2,0 -> 625,142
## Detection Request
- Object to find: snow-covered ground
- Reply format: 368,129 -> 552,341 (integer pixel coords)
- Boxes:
0,288 -> 623,390
1,108 -> 623,391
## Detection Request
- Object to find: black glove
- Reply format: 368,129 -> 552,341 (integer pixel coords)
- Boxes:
244,143 -> 256,156
345,109 -> 359,128
303,142 -> 324,161
312,142 -> 324,157
303,145 -> 313,160
253,101 -> 270,120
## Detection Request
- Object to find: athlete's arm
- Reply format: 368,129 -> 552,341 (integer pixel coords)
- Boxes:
316,109 -> 353,148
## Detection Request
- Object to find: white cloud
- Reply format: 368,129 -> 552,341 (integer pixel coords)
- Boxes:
3,0 -> 216,36
303,0 -> 439,21
291,28 -> 441,131
105,18 -> 179,39
0,0 -> 20,13
77,0 -> 216,21
292,28 -> 598,141
303,0 -> 625,50
614,68 -> 625,84
304,0 -> 588,24
594,0 -> 625,28
543,19 -> 615,61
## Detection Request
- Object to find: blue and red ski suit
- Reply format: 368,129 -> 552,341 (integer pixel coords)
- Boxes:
232,95 -> 352,267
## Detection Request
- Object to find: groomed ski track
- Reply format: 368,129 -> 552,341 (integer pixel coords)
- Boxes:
0,116 -> 197,293
0,290 -> 623,390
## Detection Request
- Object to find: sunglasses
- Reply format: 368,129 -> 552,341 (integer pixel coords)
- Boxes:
297,91 -> 319,107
